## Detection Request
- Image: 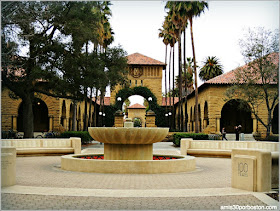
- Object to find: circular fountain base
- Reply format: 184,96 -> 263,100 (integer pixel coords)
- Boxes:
61,154 -> 196,174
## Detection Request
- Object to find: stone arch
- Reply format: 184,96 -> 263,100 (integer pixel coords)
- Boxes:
272,104 -> 279,134
60,100 -> 66,127
221,99 -> 253,133
17,98 -> 49,132
114,87 -> 158,111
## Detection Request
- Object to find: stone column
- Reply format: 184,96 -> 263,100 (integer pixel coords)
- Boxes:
12,116 -> 17,131
253,118 -> 257,133
146,110 -> 156,127
49,116 -> 53,131
203,119 -> 207,130
114,110 -> 124,127
216,118 -> 221,133
63,118 -> 67,129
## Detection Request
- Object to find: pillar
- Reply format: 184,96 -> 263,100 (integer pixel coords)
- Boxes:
146,110 -> 156,127
203,119 -> 207,130
253,118 -> 257,133
216,118 -> 220,133
49,116 -> 53,131
12,116 -> 17,131
114,110 -> 124,127
63,118 -> 67,129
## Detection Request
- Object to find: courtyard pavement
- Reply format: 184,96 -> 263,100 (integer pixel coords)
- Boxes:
1,141 -> 279,210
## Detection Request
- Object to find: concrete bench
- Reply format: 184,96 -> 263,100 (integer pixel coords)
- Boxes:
180,139 -> 279,157
1,137 -> 81,156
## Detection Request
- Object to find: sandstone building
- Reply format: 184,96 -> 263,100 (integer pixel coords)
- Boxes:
175,52 -> 279,137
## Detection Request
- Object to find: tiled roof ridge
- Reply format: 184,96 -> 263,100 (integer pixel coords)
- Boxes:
127,53 -> 166,65
205,52 -> 279,85
127,103 -> 146,109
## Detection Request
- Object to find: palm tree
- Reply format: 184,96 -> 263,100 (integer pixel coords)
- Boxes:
184,1 -> 208,133
165,1 -> 188,131
199,56 -> 223,81
159,24 -> 169,115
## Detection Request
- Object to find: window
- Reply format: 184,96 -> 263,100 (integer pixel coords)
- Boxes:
141,80 -> 143,86
135,80 -> 137,86
129,80 -> 131,86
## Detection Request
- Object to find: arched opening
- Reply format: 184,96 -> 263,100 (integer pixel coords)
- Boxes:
198,104 -> 201,132
125,95 -> 146,127
221,99 -> 253,133
204,101 -> 209,126
69,103 -> 73,130
17,98 -> 49,132
60,100 -> 66,127
190,107 -> 193,132
77,106 -> 81,131
272,104 -> 279,134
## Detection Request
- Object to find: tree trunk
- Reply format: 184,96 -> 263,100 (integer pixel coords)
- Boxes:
184,29 -> 188,132
165,44 -> 168,117
190,18 -> 199,133
83,91 -> 88,131
169,46 -> 172,128
88,88 -> 93,127
178,29 -> 183,132
23,95 -> 34,138
172,46 -> 175,130
93,89 -> 98,127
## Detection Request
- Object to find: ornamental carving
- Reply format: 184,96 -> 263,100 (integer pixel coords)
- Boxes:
129,67 -> 143,78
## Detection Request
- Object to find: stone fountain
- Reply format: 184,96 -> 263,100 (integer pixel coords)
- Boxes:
61,118 -> 196,174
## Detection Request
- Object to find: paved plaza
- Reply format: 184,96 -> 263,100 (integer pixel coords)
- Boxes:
1,142 -> 279,210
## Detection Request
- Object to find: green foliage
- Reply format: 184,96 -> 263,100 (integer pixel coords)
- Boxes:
133,118 -> 142,127
173,132 -> 208,147
59,131 -> 93,145
199,56 -> 223,81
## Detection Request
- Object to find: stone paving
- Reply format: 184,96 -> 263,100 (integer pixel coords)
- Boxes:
1,142 -> 279,210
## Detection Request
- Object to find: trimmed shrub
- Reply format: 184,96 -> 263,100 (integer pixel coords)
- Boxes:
173,133 -> 208,147
59,131 -> 93,145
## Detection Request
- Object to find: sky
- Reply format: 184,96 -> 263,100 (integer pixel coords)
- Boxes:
109,0 -> 279,105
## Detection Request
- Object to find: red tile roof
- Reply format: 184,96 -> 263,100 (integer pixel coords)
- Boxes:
205,52 -> 279,85
162,97 -> 179,106
127,53 -> 166,66
93,97 -> 111,106
127,103 -> 146,109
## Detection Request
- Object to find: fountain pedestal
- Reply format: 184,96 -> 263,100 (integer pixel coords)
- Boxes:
104,143 -> 153,160
88,127 -> 169,160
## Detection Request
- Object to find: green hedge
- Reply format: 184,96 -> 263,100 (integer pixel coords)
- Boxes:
59,131 -> 93,145
173,133 -> 208,147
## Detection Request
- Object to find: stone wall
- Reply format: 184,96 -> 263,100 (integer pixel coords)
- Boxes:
1,88 -> 95,133
127,108 -> 146,127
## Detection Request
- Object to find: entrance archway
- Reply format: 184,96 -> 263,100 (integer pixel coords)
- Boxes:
17,98 -> 49,132
272,104 -> 279,134
221,99 -> 253,133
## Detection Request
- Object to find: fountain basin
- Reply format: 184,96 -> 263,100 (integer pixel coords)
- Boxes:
88,127 -> 169,144
61,153 -> 196,174
88,127 -> 169,160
